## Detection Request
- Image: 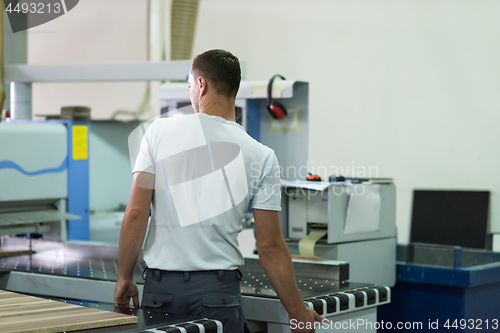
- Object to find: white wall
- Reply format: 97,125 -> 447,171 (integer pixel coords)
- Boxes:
28,0 -> 500,244
28,0 -> 150,120
191,0 -> 500,244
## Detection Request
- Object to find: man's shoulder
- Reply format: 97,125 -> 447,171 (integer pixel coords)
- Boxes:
236,130 -> 275,158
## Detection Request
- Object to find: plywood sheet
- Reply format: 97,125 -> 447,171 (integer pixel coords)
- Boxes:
0,290 -> 137,333
0,249 -> 36,258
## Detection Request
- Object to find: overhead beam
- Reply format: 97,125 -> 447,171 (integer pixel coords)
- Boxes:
5,61 -> 193,83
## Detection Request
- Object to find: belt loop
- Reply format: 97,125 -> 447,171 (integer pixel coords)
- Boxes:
237,269 -> 243,281
184,272 -> 190,282
217,270 -> 224,281
154,269 -> 161,282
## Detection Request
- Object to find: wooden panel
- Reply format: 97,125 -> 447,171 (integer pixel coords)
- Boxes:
0,249 -> 35,258
0,290 -> 137,333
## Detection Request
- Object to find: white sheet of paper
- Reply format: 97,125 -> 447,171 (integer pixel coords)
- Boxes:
344,185 -> 381,234
280,179 -> 333,191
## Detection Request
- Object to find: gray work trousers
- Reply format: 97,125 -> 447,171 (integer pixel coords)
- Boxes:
142,268 -> 245,333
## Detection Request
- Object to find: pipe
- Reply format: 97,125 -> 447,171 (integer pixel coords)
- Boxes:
10,82 -> 32,120
171,0 -> 199,60
110,0 -> 158,120
110,0 -> 198,120
0,0 -> 5,113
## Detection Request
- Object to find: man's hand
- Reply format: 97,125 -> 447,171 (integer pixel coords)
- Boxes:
114,279 -> 139,309
289,307 -> 326,333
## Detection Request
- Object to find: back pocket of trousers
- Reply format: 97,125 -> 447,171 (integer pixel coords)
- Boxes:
201,292 -> 242,330
201,292 -> 239,308
142,292 -> 174,313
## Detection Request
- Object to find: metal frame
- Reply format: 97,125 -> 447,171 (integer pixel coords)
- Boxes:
0,270 -> 389,326
5,61 -> 193,83
4,61 -> 193,238
6,61 -> 193,120
0,270 -> 132,304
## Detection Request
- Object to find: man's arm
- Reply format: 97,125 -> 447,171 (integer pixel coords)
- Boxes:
253,209 -> 324,332
114,172 -> 154,308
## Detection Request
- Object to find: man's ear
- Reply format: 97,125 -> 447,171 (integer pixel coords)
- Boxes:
198,76 -> 208,96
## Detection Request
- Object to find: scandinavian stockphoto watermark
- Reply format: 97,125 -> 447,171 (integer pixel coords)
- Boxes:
128,108 -> 381,226
250,160 -> 379,199
284,161 -> 379,180
5,0 -> 80,33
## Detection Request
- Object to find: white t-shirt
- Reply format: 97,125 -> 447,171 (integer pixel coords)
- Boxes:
133,113 -> 281,271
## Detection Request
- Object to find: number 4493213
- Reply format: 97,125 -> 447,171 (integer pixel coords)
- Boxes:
5,2 -> 62,14
444,319 -> 499,330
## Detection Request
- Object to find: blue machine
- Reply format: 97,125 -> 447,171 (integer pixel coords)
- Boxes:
56,120 -> 90,240
0,120 -> 89,241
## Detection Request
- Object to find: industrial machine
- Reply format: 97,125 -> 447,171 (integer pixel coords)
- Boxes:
1,62 -> 225,331
3,61 -> 195,243
241,255 -> 391,332
157,80 -> 396,331
159,81 -> 396,286
0,238 -> 390,333
281,180 -> 397,287
0,238 -> 223,333
0,120 -> 89,242
0,65 -> 395,331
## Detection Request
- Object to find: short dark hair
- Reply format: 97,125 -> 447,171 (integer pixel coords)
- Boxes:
192,49 -> 241,98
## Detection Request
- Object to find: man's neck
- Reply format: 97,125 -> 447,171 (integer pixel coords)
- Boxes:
198,96 -> 236,122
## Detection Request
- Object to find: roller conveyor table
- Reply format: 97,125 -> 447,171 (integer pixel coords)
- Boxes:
0,239 -> 390,332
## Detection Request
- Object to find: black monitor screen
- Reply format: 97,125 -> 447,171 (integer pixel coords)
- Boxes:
410,190 -> 489,249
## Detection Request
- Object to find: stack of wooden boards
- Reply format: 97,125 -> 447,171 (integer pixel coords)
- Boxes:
0,289 -> 137,333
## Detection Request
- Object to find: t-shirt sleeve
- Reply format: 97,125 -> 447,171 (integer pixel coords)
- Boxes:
132,130 -> 155,175
251,152 -> 281,211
